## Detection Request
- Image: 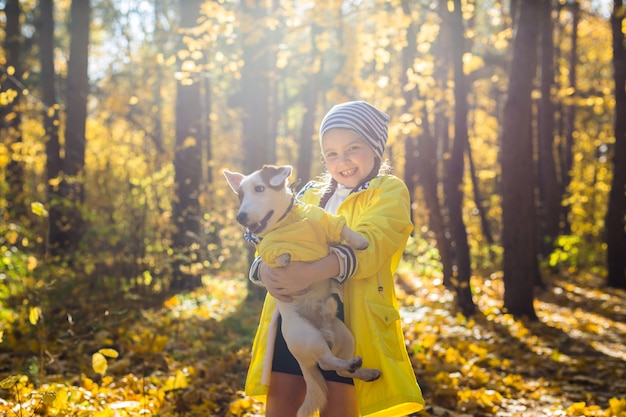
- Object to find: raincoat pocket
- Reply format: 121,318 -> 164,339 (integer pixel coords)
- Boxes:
367,301 -> 403,361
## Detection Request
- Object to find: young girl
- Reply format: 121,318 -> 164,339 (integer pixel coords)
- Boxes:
244,101 -> 425,417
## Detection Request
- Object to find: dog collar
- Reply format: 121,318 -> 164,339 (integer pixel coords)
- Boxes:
275,197 -> 296,224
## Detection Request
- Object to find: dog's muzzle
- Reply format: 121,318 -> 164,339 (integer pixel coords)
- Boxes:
237,210 -> 274,234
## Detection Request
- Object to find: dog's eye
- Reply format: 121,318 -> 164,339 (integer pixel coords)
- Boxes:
255,185 -> 265,192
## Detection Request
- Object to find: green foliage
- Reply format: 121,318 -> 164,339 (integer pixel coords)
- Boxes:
549,235 -> 582,270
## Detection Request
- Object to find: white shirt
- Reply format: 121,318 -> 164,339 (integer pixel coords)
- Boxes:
323,184 -> 352,215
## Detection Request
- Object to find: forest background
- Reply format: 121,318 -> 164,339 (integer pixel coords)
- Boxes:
1,0 -> 626,416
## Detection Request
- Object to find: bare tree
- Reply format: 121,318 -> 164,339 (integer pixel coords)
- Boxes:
238,0 -> 276,170
38,0 -> 62,259
48,0 -> 90,256
559,0 -> 580,234
296,19 -> 322,186
1,0 -> 24,218
439,0 -> 476,316
235,0 -> 280,298
537,0 -> 561,258
171,0 -> 204,290
606,0 -> 626,289
501,0 -> 541,319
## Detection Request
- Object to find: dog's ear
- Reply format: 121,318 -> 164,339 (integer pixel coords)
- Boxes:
223,170 -> 245,194
267,165 -> 292,187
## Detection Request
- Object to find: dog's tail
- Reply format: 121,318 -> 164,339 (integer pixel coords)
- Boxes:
297,366 -> 327,417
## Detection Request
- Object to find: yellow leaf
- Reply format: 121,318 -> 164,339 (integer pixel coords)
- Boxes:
48,176 -> 62,188
164,296 -> 180,308
182,136 -> 197,149
30,202 -> 49,218
27,256 -> 38,271
41,391 -> 57,405
29,306 -> 41,325
0,375 -> 19,389
52,386 -> 69,410
6,230 -> 18,245
98,348 -> 119,358
609,397 -> 626,414
163,370 -> 188,391
229,397 -> 253,414
92,352 -> 108,375
468,344 -> 488,359
567,401 -> 587,413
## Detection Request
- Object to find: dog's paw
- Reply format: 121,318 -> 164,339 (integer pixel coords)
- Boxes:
341,227 -> 369,250
355,367 -> 381,382
351,236 -> 369,250
274,253 -> 291,267
347,356 -> 363,373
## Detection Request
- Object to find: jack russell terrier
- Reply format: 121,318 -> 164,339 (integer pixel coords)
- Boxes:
224,164 -> 381,417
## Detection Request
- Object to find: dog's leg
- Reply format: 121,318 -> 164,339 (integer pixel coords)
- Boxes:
330,321 -> 382,382
343,365 -> 382,382
298,365 -> 327,417
281,314 -> 330,417
319,296 -> 338,348
340,226 -> 369,250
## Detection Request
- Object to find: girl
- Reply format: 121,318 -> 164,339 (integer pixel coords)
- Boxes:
245,101 -> 425,417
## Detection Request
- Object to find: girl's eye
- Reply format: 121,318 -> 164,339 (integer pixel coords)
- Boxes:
255,185 -> 265,192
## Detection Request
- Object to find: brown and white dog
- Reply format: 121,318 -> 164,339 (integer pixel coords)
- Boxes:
224,165 -> 381,417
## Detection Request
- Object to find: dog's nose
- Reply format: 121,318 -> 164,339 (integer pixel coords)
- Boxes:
236,212 -> 248,225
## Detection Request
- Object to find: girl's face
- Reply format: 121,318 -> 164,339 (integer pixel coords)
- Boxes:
321,128 -> 377,188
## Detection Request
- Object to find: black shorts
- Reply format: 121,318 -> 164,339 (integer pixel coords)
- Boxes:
271,294 -> 354,385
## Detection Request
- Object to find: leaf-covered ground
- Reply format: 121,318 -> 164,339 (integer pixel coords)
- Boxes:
1,266 -> 625,417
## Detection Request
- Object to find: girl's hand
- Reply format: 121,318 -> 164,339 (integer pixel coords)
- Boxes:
258,253 -> 340,302
259,261 -> 312,302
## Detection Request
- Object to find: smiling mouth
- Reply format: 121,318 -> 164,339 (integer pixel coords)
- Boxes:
341,168 -> 357,177
247,210 -> 274,234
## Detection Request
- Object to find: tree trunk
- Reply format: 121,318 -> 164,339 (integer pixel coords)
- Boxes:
560,1 -> 580,234
440,0 -> 476,316
1,0 -> 25,218
467,134 -> 494,246
171,0 -> 204,291
49,0 -> 90,256
237,0 -> 278,299
239,0 -> 275,170
296,20 -> 322,186
606,0 -> 626,289
537,0 -> 561,259
400,0 -> 419,223
432,2 -> 455,290
419,106 -> 454,287
501,0 -> 541,320
39,0 -> 62,259
151,1 -> 165,160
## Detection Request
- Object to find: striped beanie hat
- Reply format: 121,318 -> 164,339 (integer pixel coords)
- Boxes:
319,101 -> 390,160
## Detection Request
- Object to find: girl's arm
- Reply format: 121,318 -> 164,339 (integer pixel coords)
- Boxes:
260,254 -> 339,301
248,244 -> 357,302
349,176 -> 413,278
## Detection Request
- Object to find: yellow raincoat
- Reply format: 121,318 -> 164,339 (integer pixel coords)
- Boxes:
245,175 -> 425,417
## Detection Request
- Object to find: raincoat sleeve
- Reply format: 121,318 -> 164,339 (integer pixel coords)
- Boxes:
346,176 -> 413,280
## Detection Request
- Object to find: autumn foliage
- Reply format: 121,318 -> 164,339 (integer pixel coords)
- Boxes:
1,263 -> 626,416
1,0 -> 626,416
